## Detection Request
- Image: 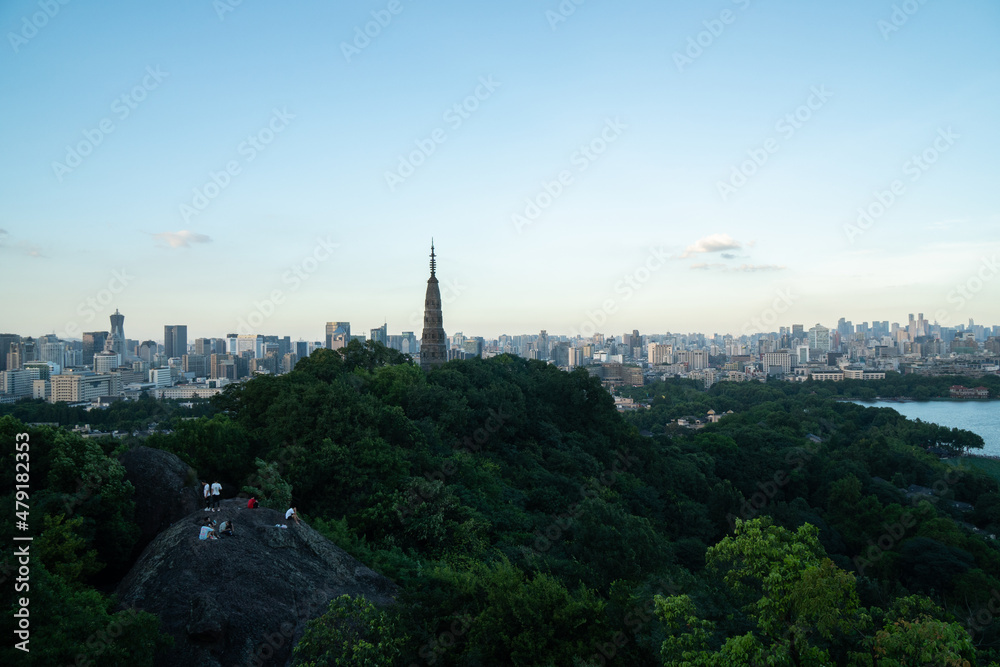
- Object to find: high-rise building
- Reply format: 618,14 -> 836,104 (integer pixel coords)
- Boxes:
808,324 -> 831,352
401,331 -> 418,355
164,325 -> 188,360
182,354 -> 208,378
20,337 -> 37,363
194,338 -> 213,355
370,323 -> 388,347
325,322 -> 351,350
5,342 -> 21,371
648,342 -> 673,365
0,334 -> 20,372
235,334 -> 263,358
139,340 -> 158,364
39,341 -> 67,368
109,308 -> 126,360
537,330 -> 550,361
82,331 -> 108,366
420,242 -> 447,370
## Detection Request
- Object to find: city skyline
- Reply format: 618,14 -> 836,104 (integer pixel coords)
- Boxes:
1,1 -> 998,338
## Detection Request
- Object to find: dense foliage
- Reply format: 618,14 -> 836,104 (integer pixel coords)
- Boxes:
4,341 -> 1000,665
0,417 -> 172,665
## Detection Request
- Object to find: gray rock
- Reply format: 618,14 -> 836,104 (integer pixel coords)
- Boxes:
115,499 -> 398,667
118,446 -> 202,553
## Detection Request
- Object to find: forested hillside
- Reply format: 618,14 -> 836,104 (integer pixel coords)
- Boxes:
3,342 -> 1000,665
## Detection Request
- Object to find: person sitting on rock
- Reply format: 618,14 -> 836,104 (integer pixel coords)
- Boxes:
218,520 -> 234,537
247,497 -> 259,509
285,507 -> 301,525
199,518 -> 217,541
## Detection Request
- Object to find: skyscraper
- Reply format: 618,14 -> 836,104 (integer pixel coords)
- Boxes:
164,325 -> 188,360
82,331 -> 108,366
370,323 -> 388,347
420,242 -> 447,370
325,322 -> 350,350
0,334 -> 20,372
108,308 -> 126,360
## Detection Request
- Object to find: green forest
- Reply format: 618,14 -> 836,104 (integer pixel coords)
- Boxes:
4,341 -> 1000,665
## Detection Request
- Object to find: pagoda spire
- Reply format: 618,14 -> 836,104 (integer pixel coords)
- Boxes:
420,240 -> 447,370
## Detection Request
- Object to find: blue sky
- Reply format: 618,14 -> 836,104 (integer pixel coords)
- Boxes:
1,0 -> 998,342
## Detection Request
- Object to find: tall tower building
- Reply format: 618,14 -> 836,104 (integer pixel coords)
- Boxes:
420,242 -> 447,371
164,325 -> 188,360
108,308 -> 126,360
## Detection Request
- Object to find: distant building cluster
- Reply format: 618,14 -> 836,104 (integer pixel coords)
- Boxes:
3,254 -> 999,412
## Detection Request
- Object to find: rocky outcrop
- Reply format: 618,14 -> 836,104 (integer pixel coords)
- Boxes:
115,500 -> 398,667
118,445 -> 202,553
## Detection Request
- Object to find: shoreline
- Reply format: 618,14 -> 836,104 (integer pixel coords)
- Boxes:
842,397 -> 999,403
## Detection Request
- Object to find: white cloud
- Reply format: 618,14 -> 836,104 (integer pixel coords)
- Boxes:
681,233 -> 742,258
153,230 -> 212,248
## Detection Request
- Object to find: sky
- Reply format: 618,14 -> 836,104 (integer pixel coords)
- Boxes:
1,0 -> 998,343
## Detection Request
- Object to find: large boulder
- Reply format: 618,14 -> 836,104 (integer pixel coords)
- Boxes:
119,445 -> 202,552
115,499 -> 398,667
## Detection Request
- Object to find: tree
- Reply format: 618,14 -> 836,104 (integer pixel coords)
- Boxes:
242,457 -> 293,510
292,595 -> 407,667
657,518 -> 862,666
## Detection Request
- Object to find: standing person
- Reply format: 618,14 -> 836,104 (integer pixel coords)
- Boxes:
211,480 -> 222,511
203,481 -> 211,511
285,507 -> 301,525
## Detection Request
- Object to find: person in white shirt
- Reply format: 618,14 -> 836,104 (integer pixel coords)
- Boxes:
211,481 -> 222,511
285,507 -> 301,525
203,482 -> 211,511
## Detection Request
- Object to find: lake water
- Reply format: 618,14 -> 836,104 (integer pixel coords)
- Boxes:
851,400 -> 1000,456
